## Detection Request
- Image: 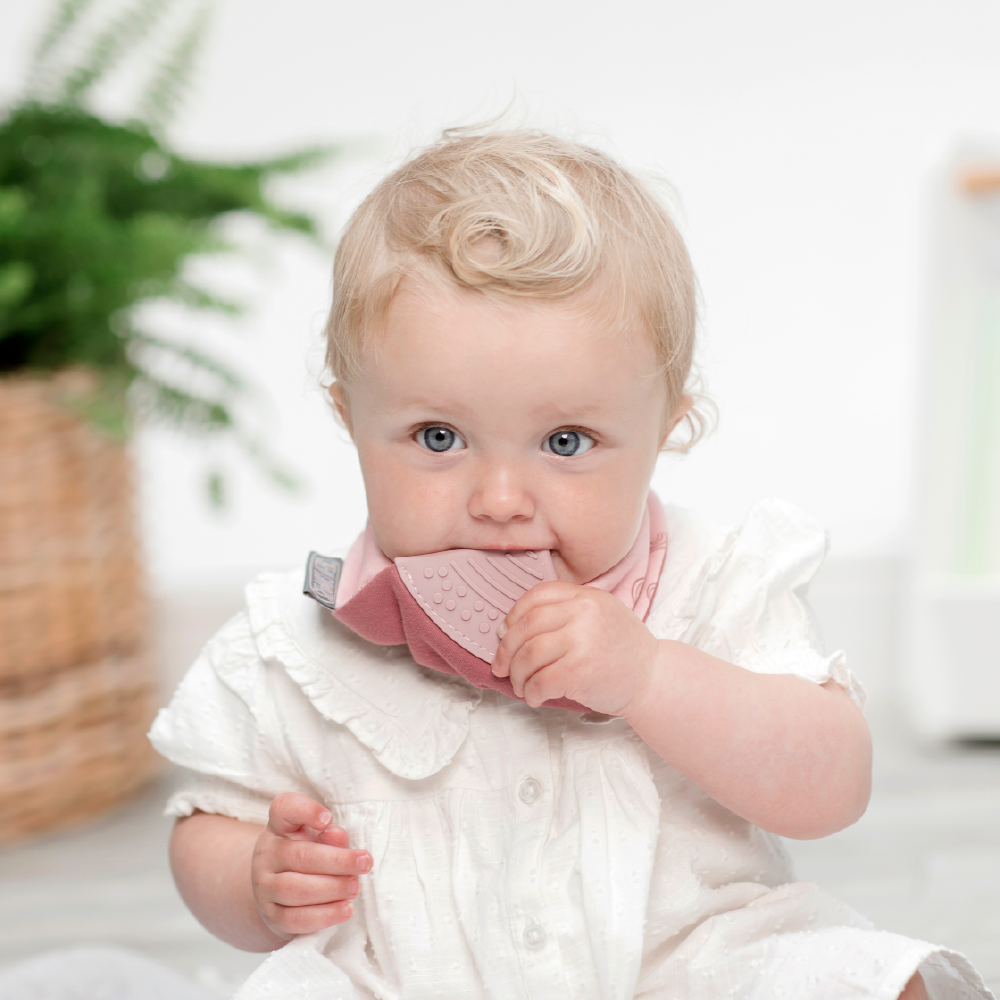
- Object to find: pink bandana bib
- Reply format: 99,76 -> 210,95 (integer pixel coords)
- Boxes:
304,492 -> 667,712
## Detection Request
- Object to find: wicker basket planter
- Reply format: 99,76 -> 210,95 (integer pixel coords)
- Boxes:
0,375 -> 158,844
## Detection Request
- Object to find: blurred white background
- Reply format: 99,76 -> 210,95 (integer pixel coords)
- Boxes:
3,0 -> 1000,706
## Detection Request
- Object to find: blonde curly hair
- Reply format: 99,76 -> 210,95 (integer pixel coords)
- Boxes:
324,126 -> 709,449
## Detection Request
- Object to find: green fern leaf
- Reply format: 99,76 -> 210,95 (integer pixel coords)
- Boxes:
137,2 -> 210,130
26,0 -> 98,98
57,0 -> 173,104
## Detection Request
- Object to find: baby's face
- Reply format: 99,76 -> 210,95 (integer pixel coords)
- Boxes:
333,277 -> 684,584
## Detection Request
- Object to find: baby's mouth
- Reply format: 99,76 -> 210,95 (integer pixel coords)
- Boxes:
432,542 -> 574,579
476,544 -> 550,553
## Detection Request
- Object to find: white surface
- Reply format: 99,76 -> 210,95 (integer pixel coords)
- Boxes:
0,946 -> 218,1000
907,577 -> 1000,738
5,2 -> 1000,585
0,779 -> 266,996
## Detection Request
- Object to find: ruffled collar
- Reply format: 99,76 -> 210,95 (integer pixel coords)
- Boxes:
245,568 -> 482,780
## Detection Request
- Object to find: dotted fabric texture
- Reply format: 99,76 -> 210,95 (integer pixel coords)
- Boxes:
151,500 -> 990,1000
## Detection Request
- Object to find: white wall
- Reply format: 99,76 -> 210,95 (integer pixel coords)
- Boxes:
5,0 -> 1000,591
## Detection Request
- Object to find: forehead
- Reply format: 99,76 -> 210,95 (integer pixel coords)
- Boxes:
352,274 -> 664,426
380,271 -> 654,369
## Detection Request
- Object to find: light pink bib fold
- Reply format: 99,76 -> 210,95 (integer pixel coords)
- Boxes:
328,492 -> 667,712
585,492 -> 667,622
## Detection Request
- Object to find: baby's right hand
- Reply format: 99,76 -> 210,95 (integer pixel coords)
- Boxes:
251,792 -> 372,941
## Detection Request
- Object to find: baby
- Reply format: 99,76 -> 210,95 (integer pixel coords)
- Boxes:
151,129 -> 989,999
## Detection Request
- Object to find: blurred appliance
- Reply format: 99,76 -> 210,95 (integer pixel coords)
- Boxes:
908,152 -> 1000,739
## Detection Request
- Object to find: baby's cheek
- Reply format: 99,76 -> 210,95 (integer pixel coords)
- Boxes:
550,491 -> 647,584
367,483 -> 460,557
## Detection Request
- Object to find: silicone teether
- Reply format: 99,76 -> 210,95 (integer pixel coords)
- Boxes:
394,549 -> 557,663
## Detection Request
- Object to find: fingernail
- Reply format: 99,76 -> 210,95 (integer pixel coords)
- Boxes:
318,810 -> 332,827
348,878 -> 359,897
496,622 -> 508,639
342,902 -> 353,919
356,853 -> 372,873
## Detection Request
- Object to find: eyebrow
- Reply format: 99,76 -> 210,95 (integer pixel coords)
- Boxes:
391,395 -> 606,423
389,395 -> 473,418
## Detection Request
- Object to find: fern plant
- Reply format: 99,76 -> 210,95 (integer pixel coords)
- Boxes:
0,0 -> 332,492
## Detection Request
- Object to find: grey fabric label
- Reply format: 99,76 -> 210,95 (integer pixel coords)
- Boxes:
303,552 -> 344,611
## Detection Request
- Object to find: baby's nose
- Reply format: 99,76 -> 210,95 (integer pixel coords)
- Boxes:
468,464 -> 534,522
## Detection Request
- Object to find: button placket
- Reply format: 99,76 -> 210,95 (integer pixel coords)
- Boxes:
518,776 -> 541,804
522,922 -> 547,950
500,703 -> 561,986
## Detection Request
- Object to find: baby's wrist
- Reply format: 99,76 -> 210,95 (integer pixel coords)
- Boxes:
620,638 -> 673,728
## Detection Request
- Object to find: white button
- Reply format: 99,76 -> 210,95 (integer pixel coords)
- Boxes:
523,923 -> 547,950
518,777 -> 541,804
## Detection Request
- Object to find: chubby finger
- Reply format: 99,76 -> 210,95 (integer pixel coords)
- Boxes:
503,581 -> 583,632
507,631 -> 570,698
265,871 -> 360,907
268,792 -> 334,840
315,824 -> 350,849
267,900 -> 355,937
494,601 -> 573,678
271,838 -> 373,877
522,664 -> 570,708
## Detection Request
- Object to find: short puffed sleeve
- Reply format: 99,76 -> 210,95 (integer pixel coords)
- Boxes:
649,498 -> 865,708
148,610 -> 318,823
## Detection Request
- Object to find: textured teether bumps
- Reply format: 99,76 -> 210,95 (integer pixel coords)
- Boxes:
328,548 -> 586,712
394,549 -> 558,663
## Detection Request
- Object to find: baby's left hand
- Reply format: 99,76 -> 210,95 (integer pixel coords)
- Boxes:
493,582 -> 659,715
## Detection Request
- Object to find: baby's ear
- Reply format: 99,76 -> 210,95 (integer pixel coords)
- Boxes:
659,394 -> 693,450
328,382 -> 355,437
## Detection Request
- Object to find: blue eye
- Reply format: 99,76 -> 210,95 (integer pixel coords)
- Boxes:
544,429 -> 594,457
419,426 -> 465,453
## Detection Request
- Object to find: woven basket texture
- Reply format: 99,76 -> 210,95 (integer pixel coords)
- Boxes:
0,374 -> 158,844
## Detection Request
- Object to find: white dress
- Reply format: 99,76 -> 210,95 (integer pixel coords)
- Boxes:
149,499 -> 991,1000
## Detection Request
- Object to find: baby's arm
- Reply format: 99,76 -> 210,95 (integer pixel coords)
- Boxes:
494,583 -> 871,840
626,639 -> 871,840
170,792 -> 371,951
